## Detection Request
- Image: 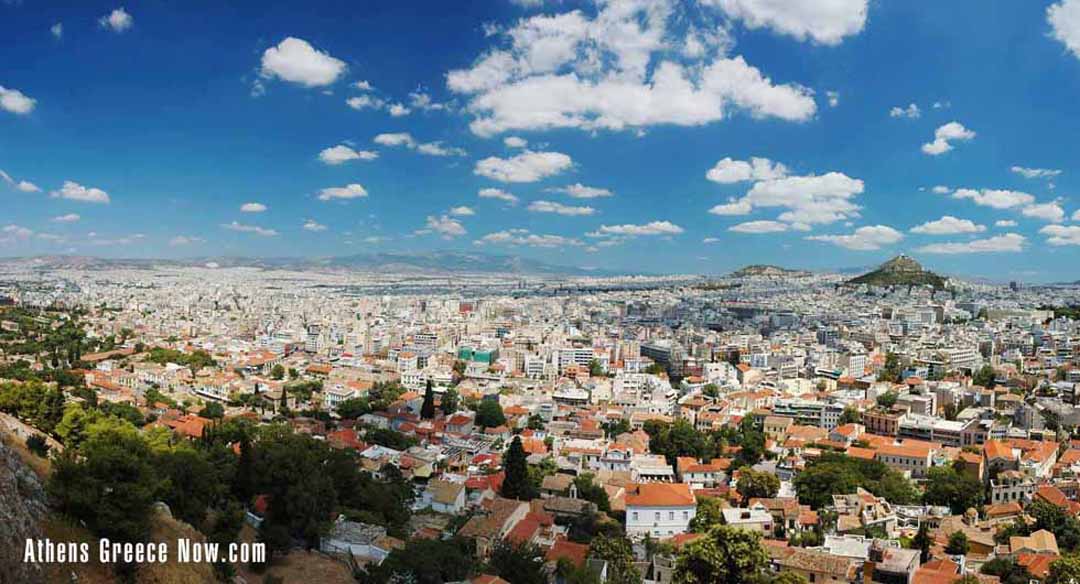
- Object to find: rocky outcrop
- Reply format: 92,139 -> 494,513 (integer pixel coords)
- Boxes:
0,439 -> 48,584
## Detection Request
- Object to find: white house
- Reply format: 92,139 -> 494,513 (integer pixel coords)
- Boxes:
625,483 -> 696,539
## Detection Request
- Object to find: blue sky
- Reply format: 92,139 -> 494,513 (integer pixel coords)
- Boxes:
4,0 -> 1080,281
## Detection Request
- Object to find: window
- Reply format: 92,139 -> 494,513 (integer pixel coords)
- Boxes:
683,511 -> 689,520
632,512 -> 638,521
669,511 -> 675,520
655,512 -> 661,521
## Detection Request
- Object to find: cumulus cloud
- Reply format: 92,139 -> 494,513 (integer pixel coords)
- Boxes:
388,103 -> 411,117
706,156 -> 788,184
448,206 -> 475,216
478,187 -> 519,204
302,219 -> 328,232
889,103 -> 920,119
476,228 -> 582,248
0,86 -> 36,115
0,169 -> 40,192
951,188 -> 1034,209
1011,165 -> 1062,179
260,37 -> 346,87
710,0 -> 868,46
546,183 -> 612,198
51,213 -> 81,223
346,95 -> 386,110
593,221 -> 683,236
1021,201 -> 1066,223
373,132 -> 465,156
826,91 -> 840,107
910,216 -> 985,235
738,171 -> 864,226
917,233 -> 1026,254
420,215 -> 466,239
995,219 -> 1018,227
504,136 -> 528,148
729,220 -> 788,233
99,8 -> 133,33
474,150 -> 572,182
222,221 -> 277,237
446,2 -> 817,136
708,199 -> 753,216
317,183 -> 368,201
51,181 -> 110,204
1049,0 -> 1080,59
0,224 -> 34,244
1042,224 -> 1080,246
931,185 -> 951,195
922,121 -> 976,156
408,90 -> 450,112
527,200 -> 596,216
240,202 -> 267,213
319,144 -> 378,165
807,225 -> 903,250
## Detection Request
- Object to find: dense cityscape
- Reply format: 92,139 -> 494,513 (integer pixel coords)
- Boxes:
3,255 -> 1080,584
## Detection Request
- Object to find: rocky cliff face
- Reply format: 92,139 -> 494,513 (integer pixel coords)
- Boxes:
0,439 -> 48,584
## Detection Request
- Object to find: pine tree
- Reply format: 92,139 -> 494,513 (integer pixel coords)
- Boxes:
501,436 -> 535,500
420,379 -> 436,419
913,522 -> 932,563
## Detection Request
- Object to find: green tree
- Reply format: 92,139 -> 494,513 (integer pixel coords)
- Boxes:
502,436 -> 536,500
923,466 -> 984,514
794,453 -> 916,509
980,557 -> 1032,584
912,522 -> 932,563
336,397 -> 370,419
199,401 -> 225,419
440,388 -> 459,415
270,364 -> 285,380
1027,499 -> 1080,552
702,383 -> 719,398
878,352 -> 902,383
689,497 -> 724,533
770,573 -> 809,584
474,399 -> 506,428
573,472 -> 610,512
973,365 -> 996,388
945,531 -> 969,555
1048,555 -> 1080,584
420,380 -> 436,420
876,391 -> 898,408
737,468 -> 781,500
674,524 -> 770,584
838,406 -> 860,425
488,540 -> 546,584
365,537 -> 477,584
589,535 -> 641,584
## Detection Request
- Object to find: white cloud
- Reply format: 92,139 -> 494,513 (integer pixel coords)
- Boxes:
474,150 -> 572,182
710,0 -> 868,46
374,132 -> 465,156
1042,224 -> 1080,246
169,235 -> 203,246
51,23 -> 63,39
478,187 -> 519,204
922,121 -> 976,156
738,171 -> 864,226
387,103 -> 411,117
260,37 -> 346,88
0,86 -> 36,115
826,90 -> 840,107
346,95 -> 386,110
917,233 -> 1026,254
910,215 -> 986,235
995,219 -> 1018,227
1049,0 -> 1080,59
1021,201 -> 1066,222
703,237 -> 721,243
931,185 -> 951,195
319,144 -> 378,165
476,228 -> 582,248
373,132 -> 415,147
51,181 -> 110,204
353,80 -> 374,91
408,90 -> 449,112
1074,209 -> 1080,221
1011,165 -> 1062,179
503,136 -> 528,148
952,188 -> 1034,209
0,169 -> 40,192
318,183 -> 368,201
421,215 -> 466,239
240,202 -> 267,213
708,199 -> 753,216
51,213 -> 81,223
222,221 -> 278,237
595,221 -> 683,236
729,220 -> 788,233
449,206 -> 475,216
527,200 -> 596,216
0,224 -> 34,244
416,141 -> 466,156
447,2 -> 816,137
303,219 -> 328,232
99,8 -> 133,33
706,156 -> 788,184
807,225 -> 903,251
546,183 -> 612,198
889,103 -> 920,119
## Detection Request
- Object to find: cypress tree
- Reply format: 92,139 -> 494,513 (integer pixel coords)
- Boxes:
420,379 -> 436,419
501,436 -> 535,500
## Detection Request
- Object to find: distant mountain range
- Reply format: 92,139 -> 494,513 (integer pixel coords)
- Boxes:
0,252 -> 615,277
846,255 -> 948,289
